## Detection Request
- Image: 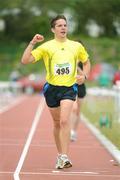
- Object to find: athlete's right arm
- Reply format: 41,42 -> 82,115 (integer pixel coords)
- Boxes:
21,34 -> 44,64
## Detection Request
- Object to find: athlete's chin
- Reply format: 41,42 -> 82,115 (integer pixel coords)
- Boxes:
60,34 -> 66,38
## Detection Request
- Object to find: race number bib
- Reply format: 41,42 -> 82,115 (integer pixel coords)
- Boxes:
55,63 -> 71,75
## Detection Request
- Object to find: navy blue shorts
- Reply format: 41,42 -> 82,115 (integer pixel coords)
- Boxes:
78,84 -> 86,98
43,83 -> 78,108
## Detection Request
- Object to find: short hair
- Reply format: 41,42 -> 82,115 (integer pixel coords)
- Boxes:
50,15 -> 67,28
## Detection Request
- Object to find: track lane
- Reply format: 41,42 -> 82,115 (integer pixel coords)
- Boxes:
0,95 -> 42,180
0,94 -> 120,180
20,98 -> 120,180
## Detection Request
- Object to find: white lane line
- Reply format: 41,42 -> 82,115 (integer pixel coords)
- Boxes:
81,114 -> 120,164
20,171 -> 99,176
19,171 -> 120,177
13,97 -> 45,180
0,171 -> 13,174
1,170 -> 120,178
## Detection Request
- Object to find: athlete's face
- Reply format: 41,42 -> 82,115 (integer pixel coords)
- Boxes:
52,19 -> 68,40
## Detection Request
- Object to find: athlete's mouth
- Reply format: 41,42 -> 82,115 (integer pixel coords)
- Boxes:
61,32 -> 66,35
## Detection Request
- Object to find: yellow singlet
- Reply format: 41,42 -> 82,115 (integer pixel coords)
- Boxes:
31,39 -> 89,86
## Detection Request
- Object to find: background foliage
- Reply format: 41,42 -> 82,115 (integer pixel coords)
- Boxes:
0,0 -> 120,79
0,0 -> 120,41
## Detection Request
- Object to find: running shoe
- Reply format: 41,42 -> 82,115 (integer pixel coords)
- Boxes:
70,130 -> 77,141
55,154 -> 72,169
55,155 -> 63,169
61,154 -> 72,168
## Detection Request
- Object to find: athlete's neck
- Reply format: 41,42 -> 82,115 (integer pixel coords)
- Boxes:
55,37 -> 67,43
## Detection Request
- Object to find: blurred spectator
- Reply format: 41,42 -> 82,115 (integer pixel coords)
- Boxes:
9,70 -> 21,82
113,70 -> 120,85
98,72 -> 111,87
18,74 -> 45,93
99,112 -> 112,128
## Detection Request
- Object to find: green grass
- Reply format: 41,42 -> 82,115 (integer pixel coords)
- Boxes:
82,93 -> 120,150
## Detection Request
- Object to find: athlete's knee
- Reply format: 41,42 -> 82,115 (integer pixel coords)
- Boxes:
60,119 -> 69,128
54,120 -> 60,129
76,110 -> 80,116
72,108 -> 76,113
72,105 -> 77,113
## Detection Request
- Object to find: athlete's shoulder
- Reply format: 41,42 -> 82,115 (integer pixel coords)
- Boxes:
41,39 -> 55,46
67,39 -> 83,47
37,39 -> 55,51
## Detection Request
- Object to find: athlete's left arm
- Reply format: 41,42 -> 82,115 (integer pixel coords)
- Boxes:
82,59 -> 91,80
76,59 -> 91,85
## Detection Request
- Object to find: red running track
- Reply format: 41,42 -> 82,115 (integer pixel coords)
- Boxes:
0,94 -> 120,180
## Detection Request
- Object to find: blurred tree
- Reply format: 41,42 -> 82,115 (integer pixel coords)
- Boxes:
0,0 -> 120,41
87,0 -> 120,37
70,0 -> 120,37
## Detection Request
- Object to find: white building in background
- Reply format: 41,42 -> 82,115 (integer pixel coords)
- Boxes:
86,19 -> 104,37
114,21 -> 120,35
62,10 -> 104,37
0,19 -> 5,31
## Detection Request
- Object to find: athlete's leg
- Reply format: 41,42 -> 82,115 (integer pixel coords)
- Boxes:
71,84 -> 86,132
71,98 -> 82,131
70,98 -> 83,141
49,106 -> 62,154
60,99 -> 74,154
49,99 -> 74,155
49,102 -> 73,169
